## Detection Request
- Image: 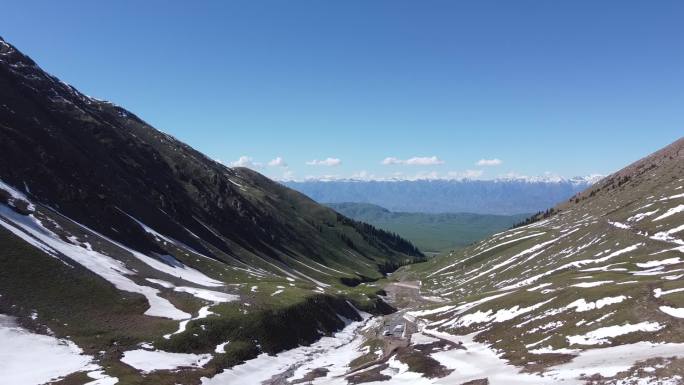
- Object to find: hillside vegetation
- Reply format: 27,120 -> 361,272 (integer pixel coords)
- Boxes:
327,202 -> 528,252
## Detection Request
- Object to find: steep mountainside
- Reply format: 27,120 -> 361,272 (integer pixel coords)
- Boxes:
397,137 -> 684,383
0,37 -> 422,385
285,177 -> 597,215
327,202 -> 528,252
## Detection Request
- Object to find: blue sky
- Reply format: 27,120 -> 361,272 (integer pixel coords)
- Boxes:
3,1 -> 682,180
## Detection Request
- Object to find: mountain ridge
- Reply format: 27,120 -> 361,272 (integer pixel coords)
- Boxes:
0,36 -> 422,282
0,36 -> 423,384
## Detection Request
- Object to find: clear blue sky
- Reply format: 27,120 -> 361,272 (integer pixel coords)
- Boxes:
3,1 -> 682,180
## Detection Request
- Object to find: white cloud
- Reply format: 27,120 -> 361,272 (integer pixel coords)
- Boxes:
381,156 -> 444,166
306,157 -> 342,167
281,170 -> 295,180
229,156 -> 262,169
476,158 -> 502,166
381,157 -> 402,165
407,156 -> 444,165
267,156 -> 287,167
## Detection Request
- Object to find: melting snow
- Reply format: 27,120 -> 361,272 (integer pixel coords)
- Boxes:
653,287 -> 684,298
0,179 -> 35,211
173,286 -> 238,303
566,296 -> 627,312
527,283 -> 553,292
121,349 -> 212,373
659,306 -> 684,318
83,369 -> 119,385
214,341 -> 230,353
547,341 -> 684,380
410,332 -> 440,345
422,330 -> 547,384
571,280 -> 613,288
609,221 -> 630,229
529,346 -> 580,355
164,305 -> 215,339
202,313 -> 371,385
567,322 -> 663,345
407,305 -> 457,318
452,298 -> 555,327
653,205 -> 684,221
627,209 -> 659,222
637,257 -> 681,268
662,193 -> 684,201
429,232 -> 546,277
651,225 -> 684,244
0,315 -> 93,385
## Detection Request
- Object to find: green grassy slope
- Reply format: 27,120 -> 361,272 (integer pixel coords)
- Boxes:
327,202 -> 528,252
0,216 -> 393,385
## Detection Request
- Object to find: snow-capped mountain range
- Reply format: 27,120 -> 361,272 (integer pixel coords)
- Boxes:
282,175 -> 604,184
284,176 -> 603,215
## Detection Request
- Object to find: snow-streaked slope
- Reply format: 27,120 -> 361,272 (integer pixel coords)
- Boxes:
395,137 -> 684,383
0,204 -> 192,320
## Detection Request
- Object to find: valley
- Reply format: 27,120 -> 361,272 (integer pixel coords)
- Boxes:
325,203 -> 529,253
1,28 -> 684,385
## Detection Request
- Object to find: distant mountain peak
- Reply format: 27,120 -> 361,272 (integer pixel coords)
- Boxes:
494,174 -> 605,184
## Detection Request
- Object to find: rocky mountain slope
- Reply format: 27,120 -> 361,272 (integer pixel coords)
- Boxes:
285,177 -> 598,215
0,37 -> 423,385
396,136 -> 684,383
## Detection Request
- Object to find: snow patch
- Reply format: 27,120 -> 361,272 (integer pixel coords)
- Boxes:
567,322 -> 663,345
653,205 -> 684,221
121,349 -> 212,373
566,296 -> 627,312
452,298 -> 555,327
529,346 -> 580,355
0,314 -> 93,385
660,306 -> 684,318
571,280 -> 613,288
